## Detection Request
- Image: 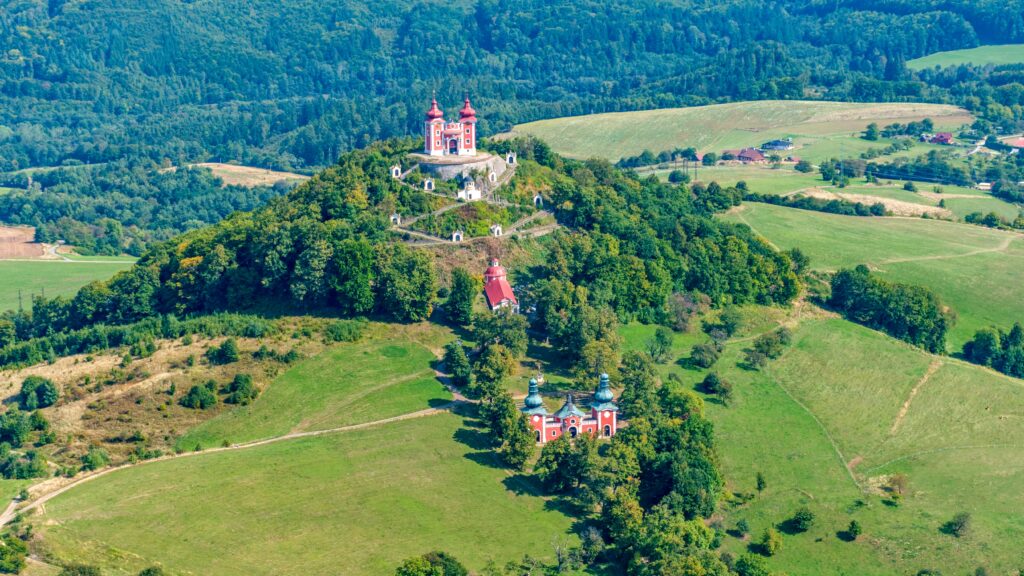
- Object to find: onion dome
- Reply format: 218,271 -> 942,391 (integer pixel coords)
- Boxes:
594,373 -> 614,403
524,379 -> 543,409
483,259 -> 506,281
553,394 -> 586,419
425,98 -> 444,121
522,378 -> 549,415
459,97 -> 477,121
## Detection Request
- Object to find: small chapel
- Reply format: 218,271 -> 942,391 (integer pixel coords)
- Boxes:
423,97 -> 478,157
522,374 -> 620,444
483,259 -> 518,313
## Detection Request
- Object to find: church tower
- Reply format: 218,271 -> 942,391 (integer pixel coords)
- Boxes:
424,98 -> 445,157
458,97 -> 477,156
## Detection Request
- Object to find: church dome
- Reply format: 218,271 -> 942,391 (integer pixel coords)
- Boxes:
524,378 -> 543,409
594,373 -> 614,403
425,98 -> 444,120
459,97 -> 477,121
484,259 -> 506,280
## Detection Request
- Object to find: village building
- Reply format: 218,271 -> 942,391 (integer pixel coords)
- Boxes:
930,132 -> 955,145
723,148 -> 765,163
522,374 -> 620,444
761,138 -> 794,151
457,179 -> 481,201
483,259 -> 518,312
424,97 -> 478,157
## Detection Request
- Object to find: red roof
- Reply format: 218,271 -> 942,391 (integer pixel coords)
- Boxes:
1007,137 -> 1024,149
458,97 -> 477,122
425,98 -> 444,121
483,260 -> 517,308
738,148 -> 765,161
932,132 -> 954,144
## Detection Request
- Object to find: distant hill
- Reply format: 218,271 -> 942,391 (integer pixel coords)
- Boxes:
908,43 -> 1024,69
512,101 -> 972,162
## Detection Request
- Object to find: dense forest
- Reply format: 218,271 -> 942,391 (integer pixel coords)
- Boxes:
2,0 -> 1024,173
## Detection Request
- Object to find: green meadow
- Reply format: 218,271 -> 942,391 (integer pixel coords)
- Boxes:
723,203 -> 1024,347
178,333 -> 453,449
701,317 -> 1024,575
0,260 -> 134,312
513,100 -> 971,163
908,44 -> 1024,69
38,413 -> 576,576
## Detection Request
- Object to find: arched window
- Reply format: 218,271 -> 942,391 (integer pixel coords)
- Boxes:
603,425 -> 611,436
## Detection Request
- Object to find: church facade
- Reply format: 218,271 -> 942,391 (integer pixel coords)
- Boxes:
424,97 -> 478,157
522,374 -> 620,444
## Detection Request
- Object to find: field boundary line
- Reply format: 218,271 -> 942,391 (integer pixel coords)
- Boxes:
0,402 -> 463,526
762,358 -> 861,490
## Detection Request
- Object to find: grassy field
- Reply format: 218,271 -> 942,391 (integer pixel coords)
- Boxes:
189,163 -> 310,188
37,413 -> 576,576
0,260 -> 133,312
513,101 -> 971,163
908,44 -> 1024,70
699,316 -> 1024,575
723,203 -> 1024,347
178,331 -> 453,449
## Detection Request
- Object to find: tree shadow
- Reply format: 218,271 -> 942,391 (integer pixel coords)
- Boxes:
746,542 -> 769,556
427,397 -> 452,408
502,472 -> 545,497
775,518 -> 806,536
836,530 -> 856,542
464,450 -> 506,470
676,356 -> 702,371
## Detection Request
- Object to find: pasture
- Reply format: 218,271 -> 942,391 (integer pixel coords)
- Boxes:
513,101 -> 972,163
908,44 -> 1024,70
0,260 -> 134,312
37,413 -> 576,576
723,203 -> 1024,347
189,162 -> 310,188
178,330 -> 453,449
703,317 -> 1024,575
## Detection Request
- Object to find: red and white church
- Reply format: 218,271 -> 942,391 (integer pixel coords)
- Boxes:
522,374 -> 620,444
424,97 -> 478,157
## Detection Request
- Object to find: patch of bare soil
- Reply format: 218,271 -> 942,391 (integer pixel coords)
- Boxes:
0,226 -> 45,259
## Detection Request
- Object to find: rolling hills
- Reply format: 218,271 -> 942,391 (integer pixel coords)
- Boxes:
512,101 -> 973,162
908,43 -> 1024,69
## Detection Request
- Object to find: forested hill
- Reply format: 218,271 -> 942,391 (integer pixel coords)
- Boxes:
2,0 -> 1023,171
0,137 -> 796,363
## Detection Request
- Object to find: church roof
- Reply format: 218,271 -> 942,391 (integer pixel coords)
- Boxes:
553,394 -> 586,419
522,378 -> 548,415
425,98 -> 444,120
483,259 -> 517,307
591,373 -> 619,412
459,97 -> 477,121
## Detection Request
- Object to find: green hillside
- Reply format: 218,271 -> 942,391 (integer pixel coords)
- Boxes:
723,203 -> 1024,347
513,101 -> 972,162
908,44 -> 1024,69
37,413 -> 576,576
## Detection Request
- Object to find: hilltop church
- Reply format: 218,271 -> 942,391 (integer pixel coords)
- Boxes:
423,97 -> 478,157
522,374 -> 620,444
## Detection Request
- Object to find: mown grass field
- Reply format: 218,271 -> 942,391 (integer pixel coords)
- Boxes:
908,44 -> 1024,69
513,101 -> 971,163
701,317 -> 1024,575
178,330 -> 453,449
0,260 -> 134,312
723,203 -> 1024,348
37,413 -> 577,576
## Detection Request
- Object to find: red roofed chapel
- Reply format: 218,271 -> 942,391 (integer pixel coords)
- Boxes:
483,259 -> 518,313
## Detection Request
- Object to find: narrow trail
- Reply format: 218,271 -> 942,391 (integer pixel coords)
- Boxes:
889,359 -> 942,435
878,234 -> 1017,265
0,402 -> 463,526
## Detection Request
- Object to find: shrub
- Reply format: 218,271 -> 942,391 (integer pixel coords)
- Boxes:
325,320 -> 365,343
790,506 -> 815,532
59,566 -> 101,576
138,568 -> 167,576
224,374 -> 259,405
180,385 -> 217,409
206,338 -> 240,365
690,342 -> 720,368
736,518 -> 750,535
19,375 -> 59,410
759,527 -> 782,556
943,512 -> 972,538
847,519 -> 862,540
0,533 -> 27,574
80,447 -> 109,471
735,553 -> 770,576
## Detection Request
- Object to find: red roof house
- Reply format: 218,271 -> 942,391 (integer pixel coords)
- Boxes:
1006,137 -> 1024,149
931,132 -> 954,145
737,148 -> 765,163
483,259 -> 518,312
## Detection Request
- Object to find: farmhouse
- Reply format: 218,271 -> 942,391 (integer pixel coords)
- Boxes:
483,259 -> 518,312
423,97 -> 478,157
761,138 -> 794,151
522,374 -> 620,443
930,132 -> 955,145
723,148 -> 766,163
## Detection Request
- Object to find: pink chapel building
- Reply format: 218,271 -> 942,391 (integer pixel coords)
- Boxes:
424,97 -> 478,157
522,374 -> 620,444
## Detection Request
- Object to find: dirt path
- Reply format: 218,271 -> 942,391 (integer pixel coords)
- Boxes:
889,359 -> 942,435
878,234 -> 1017,265
0,402 -> 463,526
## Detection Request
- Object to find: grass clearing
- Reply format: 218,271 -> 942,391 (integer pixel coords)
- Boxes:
513,101 -> 971,163
0,260 -> 133,312
723,203 -> 1024,347
37,412 -> 576,576
177,327 -> 453,449
188,163 -> 310,188
703,316 -> 1024,575
908,44 -> 1024,69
